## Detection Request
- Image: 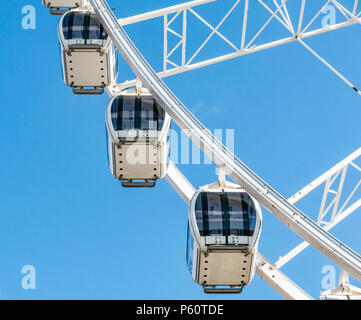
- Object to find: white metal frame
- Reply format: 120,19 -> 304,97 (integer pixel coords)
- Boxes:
43,0 -> 361,299
276,147 -> 361,269
90,0 -> 361,284
88,0 -> 361,298
116,0 -> 361,95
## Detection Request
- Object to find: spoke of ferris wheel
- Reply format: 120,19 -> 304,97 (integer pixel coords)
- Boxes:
294,0 -> 361,97
297,37 -> 361,96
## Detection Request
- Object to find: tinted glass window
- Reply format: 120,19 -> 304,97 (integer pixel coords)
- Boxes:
105,125 -> 110,168
227,193 -> 255,236
110,95 -> 165,132
195,193 -> 224,237
227,193 -> 245,236
186,223 -> 194,275
88,15 -> 106,39
206,193 -> 224,236
62,12 -> 107,40
194,191 -> 257,238
122,96 -> 136,131
140,96 -> 160,130
195,196 -> 204,236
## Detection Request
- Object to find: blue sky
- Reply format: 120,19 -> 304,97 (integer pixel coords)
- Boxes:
0,0 -> 360,299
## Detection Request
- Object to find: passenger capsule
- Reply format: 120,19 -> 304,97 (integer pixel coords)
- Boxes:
58,10 -> 118,94
186,181 -> 262,293
105,89 -> 171,187
43,0 -> 85,15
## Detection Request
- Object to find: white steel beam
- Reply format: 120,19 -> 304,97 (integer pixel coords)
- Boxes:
117,0 -> 216,26
187,0 -> 240,65
275,198 -> 361,269
240,0 -> 249,50
298,38 -> 361,96
165,161 -> 313,300
297,0 -> 306,34
288,147 -> 361,205
353,0 -> 359,15
256,254 -> 313,300
90,0 -> 361,283
165,161 -> 196,203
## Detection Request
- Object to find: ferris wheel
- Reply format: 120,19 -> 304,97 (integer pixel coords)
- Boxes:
42,0 -> 361,299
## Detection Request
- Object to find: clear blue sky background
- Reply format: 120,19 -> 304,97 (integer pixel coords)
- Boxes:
0,0 -> 360,300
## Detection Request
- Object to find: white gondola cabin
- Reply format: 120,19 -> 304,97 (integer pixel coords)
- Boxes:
105,89 -> 171,187
186,181 -> 262,293
43,0 -> 86,15
58,10 -> 118,94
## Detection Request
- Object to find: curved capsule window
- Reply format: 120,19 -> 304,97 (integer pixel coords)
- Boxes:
111,95 -> 165,132
194,192 -> 257,237
186,222 -> 195,275
62,12 -> 108,41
